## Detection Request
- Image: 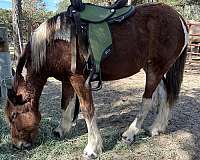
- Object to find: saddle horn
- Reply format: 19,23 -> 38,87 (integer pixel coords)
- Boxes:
70,0 -> 85,11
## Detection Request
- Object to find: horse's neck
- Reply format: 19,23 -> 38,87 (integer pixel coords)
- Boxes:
26,76 -> 46,107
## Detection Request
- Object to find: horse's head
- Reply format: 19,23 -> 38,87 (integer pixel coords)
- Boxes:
5,71 -> 41,149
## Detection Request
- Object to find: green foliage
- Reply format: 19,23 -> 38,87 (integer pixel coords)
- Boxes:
158,0 -> 200,20
56,0 -> 200,20
0,9 -> 12,29
0,9 -> 12,41
0,0 -> 199,42
187,0 -> 200,5
21,0 -> 54,39
22,0 -> 48,22
56,0 -> 70,12
56,0 -> 111,13
0,1 -> 54,41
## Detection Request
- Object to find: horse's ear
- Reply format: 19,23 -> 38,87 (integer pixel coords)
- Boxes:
5,98 -> 14,124
7,88 -> 19,106
7,88 -> 26,106
12,68 -> 16,76
13,72 -> 26,90
7,88 -> 17,104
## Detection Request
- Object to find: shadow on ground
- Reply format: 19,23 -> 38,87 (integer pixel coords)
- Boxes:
0,69 -> 200,159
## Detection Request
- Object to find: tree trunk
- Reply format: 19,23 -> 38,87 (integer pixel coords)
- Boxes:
128,0 -> 132,5
12,0 -> 23,59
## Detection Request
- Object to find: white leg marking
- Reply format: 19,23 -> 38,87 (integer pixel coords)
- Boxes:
149,80 -> 170,136
179,17 -> 189,55
122,98 -> 152,144
83,113 -> 103,159
151,83 -> 160,113
54,94 -> 76,138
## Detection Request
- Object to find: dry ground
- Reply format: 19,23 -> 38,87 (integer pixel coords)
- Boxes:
0,63 -> 199,160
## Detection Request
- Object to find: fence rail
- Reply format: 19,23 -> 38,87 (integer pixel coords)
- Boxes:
187,21 -> 200,63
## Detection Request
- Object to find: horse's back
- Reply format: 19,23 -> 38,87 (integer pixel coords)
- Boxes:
101,3 -> 187,81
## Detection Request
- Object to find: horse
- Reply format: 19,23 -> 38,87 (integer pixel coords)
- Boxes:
5,3 -> 188,159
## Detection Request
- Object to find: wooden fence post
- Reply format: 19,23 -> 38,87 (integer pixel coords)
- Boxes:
0,24 -> 9,52
0,24 -> 13,102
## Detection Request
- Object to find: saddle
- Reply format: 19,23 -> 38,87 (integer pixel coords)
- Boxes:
68,0 -> 135,90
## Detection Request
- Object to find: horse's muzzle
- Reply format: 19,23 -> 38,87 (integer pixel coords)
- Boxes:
12,141 -> 32,150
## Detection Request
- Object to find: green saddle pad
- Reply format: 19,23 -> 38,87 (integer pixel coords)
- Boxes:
80,4 -> 114,23
79,4 -> 135,73
80,4 -> 133,23
88,22 -> 112,72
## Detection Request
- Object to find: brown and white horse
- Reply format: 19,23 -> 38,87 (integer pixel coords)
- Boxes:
5,3 -> 188,159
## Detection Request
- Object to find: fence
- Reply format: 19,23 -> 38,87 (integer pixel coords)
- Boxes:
187,21 -> 200,63
0,24 -> 13,102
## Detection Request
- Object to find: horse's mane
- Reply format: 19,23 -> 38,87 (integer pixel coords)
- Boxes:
31,12 -> 71,72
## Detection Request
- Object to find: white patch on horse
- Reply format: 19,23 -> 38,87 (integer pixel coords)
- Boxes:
122,98 -> 152,144
179,17 -> 189,55
31,21 -> 49,72
54,94 -> 76,138
54,16 -> 71,42
84,114 -> 103,159
149,80 -> 170,136
151,84 -> 159,108
55,16 -> 61,30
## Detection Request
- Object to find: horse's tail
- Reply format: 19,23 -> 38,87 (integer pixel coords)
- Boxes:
165,46 -> 187,106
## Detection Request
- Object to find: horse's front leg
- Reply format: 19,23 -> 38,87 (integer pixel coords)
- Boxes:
70,75 -> 103,159
53,81 -> 77,139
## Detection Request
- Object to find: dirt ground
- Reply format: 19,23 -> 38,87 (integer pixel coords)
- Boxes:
0,63 -> 199,160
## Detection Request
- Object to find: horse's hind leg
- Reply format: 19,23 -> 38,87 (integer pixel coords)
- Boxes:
53,81 -> 77,139
148,79 -> 170,137
122,70 -> 162,144
70,75 -> 102,159
122,98 -> 153,144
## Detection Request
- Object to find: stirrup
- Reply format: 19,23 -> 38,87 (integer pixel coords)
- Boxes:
85,68 -> 102,91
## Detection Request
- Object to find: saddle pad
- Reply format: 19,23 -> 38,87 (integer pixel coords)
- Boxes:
108,6 -> 134,23
79,4 -> 135,73
80,4 -> 133,23
88,22 -> 112,72
80,4 -> 114,23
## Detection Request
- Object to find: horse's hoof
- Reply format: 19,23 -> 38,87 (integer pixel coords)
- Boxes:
121,129 -> 137,145
83,151 -> 98,160
53,128 -> 64,139
145,128 -> 160,137
122,135 -> 135,145
83,145 -> 100,160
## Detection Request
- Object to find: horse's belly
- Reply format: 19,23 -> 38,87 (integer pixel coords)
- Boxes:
101,57 -> 143,81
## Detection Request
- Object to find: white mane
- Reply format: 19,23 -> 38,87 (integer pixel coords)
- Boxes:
31,15 -> 71,72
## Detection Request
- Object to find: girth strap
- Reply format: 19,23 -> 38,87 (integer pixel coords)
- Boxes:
69,5 -> 82,74
70,24 -> 77,74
